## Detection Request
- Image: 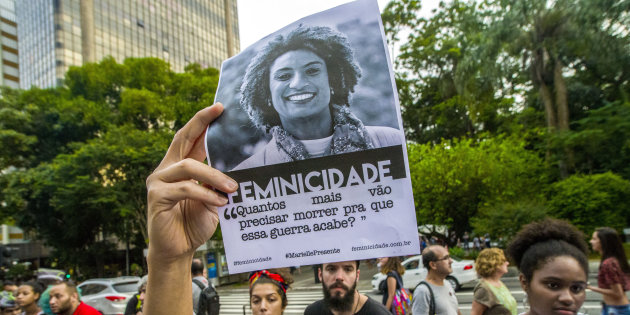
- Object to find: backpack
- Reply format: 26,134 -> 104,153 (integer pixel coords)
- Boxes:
391,272 -> 413,315
415,281 -> 435,315
193,279 -> 220,315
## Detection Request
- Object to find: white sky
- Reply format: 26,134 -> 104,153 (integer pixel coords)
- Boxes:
236,0 -> 394,50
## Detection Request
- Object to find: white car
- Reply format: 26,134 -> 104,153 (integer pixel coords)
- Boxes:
77,276 -> 140,315
371,255 -> 477,292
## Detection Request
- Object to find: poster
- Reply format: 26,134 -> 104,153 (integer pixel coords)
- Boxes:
205,0 -> 419,274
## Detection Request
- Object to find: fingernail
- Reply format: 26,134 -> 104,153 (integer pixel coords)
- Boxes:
218,195 -> 228,205
226,179 -> 238,190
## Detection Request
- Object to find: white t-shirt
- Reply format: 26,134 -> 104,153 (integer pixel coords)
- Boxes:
412,280 -> 459,315
300,135 -> 333,157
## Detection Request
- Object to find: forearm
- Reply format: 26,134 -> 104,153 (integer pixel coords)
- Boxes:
588,284 -> 629,302
385,296 -> 393,310
386,279 -> 396,310
145,251 -> 194,315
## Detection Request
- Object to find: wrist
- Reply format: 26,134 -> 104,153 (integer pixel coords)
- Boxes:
145,251 -> 194,315
147,247 -> 193,276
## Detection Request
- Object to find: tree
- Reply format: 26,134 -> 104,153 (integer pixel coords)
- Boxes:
548,172 -> 630,234
382,0 -> 520,144
408,135 -> 547,245
0,57 -> 220,275
384,0 -> 630,177
551,101 -> 630,179
471,200 -> 548,246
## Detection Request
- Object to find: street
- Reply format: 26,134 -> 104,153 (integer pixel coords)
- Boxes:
216,264 -> 607,315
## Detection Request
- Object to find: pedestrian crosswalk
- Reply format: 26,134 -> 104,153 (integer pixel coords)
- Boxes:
217,287 -> 604,315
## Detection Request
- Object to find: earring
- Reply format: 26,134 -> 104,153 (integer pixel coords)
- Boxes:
330,88 -> 335,96
267,98 -> 273,107
522,293 -> 529,311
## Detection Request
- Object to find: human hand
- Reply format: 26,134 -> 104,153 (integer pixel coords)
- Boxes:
146,103 -> 238,264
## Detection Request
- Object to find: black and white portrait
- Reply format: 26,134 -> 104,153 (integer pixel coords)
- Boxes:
206,0 -> 403,172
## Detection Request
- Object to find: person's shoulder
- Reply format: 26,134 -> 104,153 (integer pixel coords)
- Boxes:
304,299 -> 330,315
365,125 -> 403,147
601,257 -> 621,269
232,138 -> 280,171
358,296 -> 390,314
413,281 -> 431,297
232,149 -> 265,171
75,301 -> 101,315
473,279 -> 489,290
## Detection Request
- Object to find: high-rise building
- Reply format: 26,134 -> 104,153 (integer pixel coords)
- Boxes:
0,0 -> 19,89
17,0 -> 239,89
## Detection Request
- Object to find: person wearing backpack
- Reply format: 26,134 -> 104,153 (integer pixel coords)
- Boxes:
412,245 -> 462,315
379,257 -> 410,313
191,258 -> 220,315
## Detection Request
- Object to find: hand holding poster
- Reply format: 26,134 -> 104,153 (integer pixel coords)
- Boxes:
205,0 -> 419,273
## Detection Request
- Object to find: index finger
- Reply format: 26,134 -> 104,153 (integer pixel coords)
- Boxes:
158,103 -> 224,170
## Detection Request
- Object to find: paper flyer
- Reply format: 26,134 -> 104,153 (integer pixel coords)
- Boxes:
205,0 -> 420,273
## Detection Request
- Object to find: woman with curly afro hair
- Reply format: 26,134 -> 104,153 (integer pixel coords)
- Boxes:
507,218 -> 589,315
233,25 -> 402,170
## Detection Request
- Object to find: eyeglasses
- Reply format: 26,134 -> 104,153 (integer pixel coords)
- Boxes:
435,255 -> 450,261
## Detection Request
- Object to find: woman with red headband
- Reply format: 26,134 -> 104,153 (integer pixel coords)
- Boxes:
249,268 -> 293,315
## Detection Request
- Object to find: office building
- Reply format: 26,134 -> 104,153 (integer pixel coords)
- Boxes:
17,0 -> 239,89
0,0 -> 18,88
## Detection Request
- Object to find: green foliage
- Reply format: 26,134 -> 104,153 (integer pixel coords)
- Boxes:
5,263 -> 32,281
552,102 -> 630,179
383,0 -> 520,144
471,200 -> 548,243
384,0 -> 630,179
408,135 -> 547,243
448,246 -> 466,260
383,0 -> 630,248
548,172 -> 630,234
0,57 -> 219,275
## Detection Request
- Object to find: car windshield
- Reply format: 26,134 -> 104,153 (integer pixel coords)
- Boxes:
113,282 -> 138,293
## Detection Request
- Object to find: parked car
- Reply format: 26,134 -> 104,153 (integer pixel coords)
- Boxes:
77,276 -> 140,315
371,255 -> 477,292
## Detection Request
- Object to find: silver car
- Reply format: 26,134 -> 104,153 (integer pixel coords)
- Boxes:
371,255 -> 477,292
77,276 -> 140,315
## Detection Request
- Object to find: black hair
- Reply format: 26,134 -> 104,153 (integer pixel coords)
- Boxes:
240,25 -> 361,132
191,259 -> 204,276
422,247 -> 439,270
596,227 -> 630,274
21,281 -> 44,301
507,218 -> 589,282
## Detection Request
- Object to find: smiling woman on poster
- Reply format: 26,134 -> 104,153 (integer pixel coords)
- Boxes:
233,25 -> 402,170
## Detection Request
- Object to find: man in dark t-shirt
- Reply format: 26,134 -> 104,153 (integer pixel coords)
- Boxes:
304,260 -> 390,315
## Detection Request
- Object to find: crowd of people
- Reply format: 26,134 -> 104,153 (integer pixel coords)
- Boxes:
144,101 -> 630,315
0,279 -> 101,315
